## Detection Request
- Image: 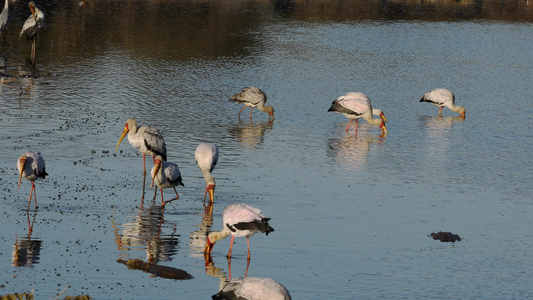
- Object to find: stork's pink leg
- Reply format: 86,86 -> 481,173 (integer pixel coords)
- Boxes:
249,107 -> 254,120
246,237 -> 251,259
32,182 -> 38,209
160,189 -> 165,206
355,119 -> 359,134
345,119 -> 353,132
439,106 -> 443,115
238,106 -> 247,117
142,153 -> 146,176
226,236 -> 235,258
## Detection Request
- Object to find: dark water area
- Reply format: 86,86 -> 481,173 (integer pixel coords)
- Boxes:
0,0 -> 532,299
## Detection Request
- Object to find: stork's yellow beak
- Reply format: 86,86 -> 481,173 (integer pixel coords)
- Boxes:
380,112 -> 388,123
207,184 -> 215,203
151,162 -> 161,189
380,121 -> 388,136
18,158 -> 26,189
114,127 -> 129,152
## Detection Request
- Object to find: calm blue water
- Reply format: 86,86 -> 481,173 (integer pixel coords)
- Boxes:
0,1 -> 532,299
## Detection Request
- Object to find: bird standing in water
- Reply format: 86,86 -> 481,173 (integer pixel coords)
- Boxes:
205,203 -> 274,259
195,143 -> 219,207
115,118 -> 167,180
230,87 -> 274,121
151,155 -> 184,207
0,0 -> 10,35
420,88 -> 465,118
17,152 -> 48,211
20,1 -> 44,65
328,92 -> 388,136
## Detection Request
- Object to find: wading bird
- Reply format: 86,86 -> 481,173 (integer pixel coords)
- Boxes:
20,1 -> 44,64
17,152 -> 47,211
328,92 -> 388,136
205,203 -> 274,259
230,87 -> 274,121
151,155 -> 183,207
213,277 -> 292,300
0,0 -> 9,35
195,143 -> 219,206
420,88 -> 465,118
115,118 -> 167,178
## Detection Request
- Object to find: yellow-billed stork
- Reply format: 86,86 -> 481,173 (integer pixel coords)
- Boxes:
17,152 -> 47,211
420,88 -> 465,118
230,87 -> 274,121
328,92 -> 388,136
114,118 -> 167,178
213,277 -> 292,300
195,143 -> 219,205
20,1 -> 44,64
204,203 -> 274,259
151,155 -> 183,207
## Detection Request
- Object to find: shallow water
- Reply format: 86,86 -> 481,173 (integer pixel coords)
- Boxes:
1,0 -> 532,299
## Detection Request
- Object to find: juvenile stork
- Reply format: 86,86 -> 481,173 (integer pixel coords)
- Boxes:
17,152 -> 47,211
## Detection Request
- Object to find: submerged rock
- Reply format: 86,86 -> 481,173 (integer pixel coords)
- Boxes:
430,231 -> 461,242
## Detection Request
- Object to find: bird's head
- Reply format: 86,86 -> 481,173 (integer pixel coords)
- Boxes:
459,107 -> 466,119
28,1 -> 37,21
379,111 -> 388,123
380,120 -> 388,137
206,184 -> 215,203
266,106 -> 274,121
114,121 -> 132,152
150,156 -> 163,189
18,154 -> 27,189
204,233 -> 215,255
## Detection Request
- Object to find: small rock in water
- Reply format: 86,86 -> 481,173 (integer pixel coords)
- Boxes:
430,231 -> 461,242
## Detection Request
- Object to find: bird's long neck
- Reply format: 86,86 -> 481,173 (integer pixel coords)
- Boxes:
208,229 -> 230,244
256,102 -> 267,111
448,104 -> 464,113
202,170 -> 215,187
4,0 -> 8,11
362,113 -> 383,126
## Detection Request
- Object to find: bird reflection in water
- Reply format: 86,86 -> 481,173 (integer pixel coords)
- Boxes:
420,115 -> 465,164
12,210 -> 42,267
112,201 -> 178,266
189,211 -> 214,258
327,134 -> 384,173
229,120 -> 273,150
205,256 -> 291,300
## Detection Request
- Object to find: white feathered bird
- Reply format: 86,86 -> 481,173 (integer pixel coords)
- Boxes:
20,1 -> 44,63
212,277 -> 292,300
151,155 -> 184,207
115,118 -> 167,177
204,203 -> 274,259
328,92 -> 388,136
420,88 -> 465,118
195,143 -> 219,204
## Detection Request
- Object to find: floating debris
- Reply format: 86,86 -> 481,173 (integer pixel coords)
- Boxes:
117,259 -> 193,280
430,231 -> 461,242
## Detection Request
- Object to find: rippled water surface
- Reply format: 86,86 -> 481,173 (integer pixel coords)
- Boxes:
1,0 -> 532,299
